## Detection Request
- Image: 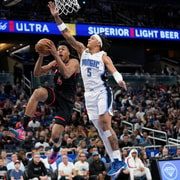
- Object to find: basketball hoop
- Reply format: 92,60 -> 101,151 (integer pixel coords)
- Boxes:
55,0 -> 80,15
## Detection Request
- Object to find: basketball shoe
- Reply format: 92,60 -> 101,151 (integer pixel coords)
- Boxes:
8,127 -> 25,141
107,159 -> 125,176
48,150 -> 59,164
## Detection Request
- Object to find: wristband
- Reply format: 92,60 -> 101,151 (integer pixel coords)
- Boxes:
113,71 -> 123,83
57,23 -> 67,31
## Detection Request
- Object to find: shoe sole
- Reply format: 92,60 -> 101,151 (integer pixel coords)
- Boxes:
107,165 -> 124,176
8,128 -> 25,142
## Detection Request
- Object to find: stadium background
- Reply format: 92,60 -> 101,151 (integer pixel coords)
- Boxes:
0,0 -> 180,180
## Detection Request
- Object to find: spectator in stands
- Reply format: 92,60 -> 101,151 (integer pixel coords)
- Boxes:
158,147 -> 171,160
139,132 -> 152,146
74,149 -> 87,164
61,133 -> 69,147
74,125 -> 87,141
81,114 -> 91,129
125,149 -> 152,180
95,139 -> 105,158
112,110 -> 121,123
0,156 -> 7,179
120,128 -> 129,141
134,117 -> 144,131
155,146 -> 164,158
63,138 -> 77,154
41,148 -> 57,172
1,149 -> 10,166
34,134 -> 50,151
136,107 -> 145,121
27,151 -> 50,180
10,160 -> 24,180
119,106 -> 126,121
144,118 -> 153,129
49,118 -> 55,132
15,94 -> 27,109
58,154 -> 77,180
7,153 -> 25,172
153,120 -> 162,131
87,126 -> 98,139
132,129 -> 141,142
119,135 -> 132,149
101,149 -> 111,164
17,150 -> 29,167
126,107 -> 136,123
74,152 -> 89,180
3,98 -> 13,116
121,149 -> 128,161
76,140 -> 88,154
56,148 -> 73,168
89,152 -> 106,180
139,150 -> 151,169
130,134 -> 139,146
0,129 -> 14,153
173,147 -> 180,158
87,147 -> 99,164
163,120 -> 174,138
22,128 -> 36,152
129,95 -> 139,109
28,118 -> 41,130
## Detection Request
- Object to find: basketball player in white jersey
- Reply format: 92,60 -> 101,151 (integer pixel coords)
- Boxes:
48,1 -> 127,177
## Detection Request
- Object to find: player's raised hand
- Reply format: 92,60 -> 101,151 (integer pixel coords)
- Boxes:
48,1 -> 58,17
119,80 -> 127,91
46,41 -> 58,56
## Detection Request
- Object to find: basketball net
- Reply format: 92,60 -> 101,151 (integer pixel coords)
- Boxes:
55,0 -> 80,15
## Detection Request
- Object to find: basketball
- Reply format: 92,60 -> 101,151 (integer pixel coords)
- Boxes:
35,38 -> 52,56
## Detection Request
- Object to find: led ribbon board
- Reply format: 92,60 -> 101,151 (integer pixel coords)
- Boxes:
0,20 -> 180,40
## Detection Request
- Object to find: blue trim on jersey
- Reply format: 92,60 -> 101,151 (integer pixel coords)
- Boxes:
103,86 -> 113,115
100,63 -> 108,89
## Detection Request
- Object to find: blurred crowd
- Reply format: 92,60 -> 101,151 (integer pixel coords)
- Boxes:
0,75 -> 179,179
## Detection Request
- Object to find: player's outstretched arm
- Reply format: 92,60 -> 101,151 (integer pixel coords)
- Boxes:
48,1 -> 85,56
102,55 -> 127,91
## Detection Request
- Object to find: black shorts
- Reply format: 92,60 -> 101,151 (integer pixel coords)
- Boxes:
44,87 -> 75,127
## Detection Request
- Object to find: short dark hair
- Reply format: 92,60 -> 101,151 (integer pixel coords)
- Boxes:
57,40 -> 79,60
57,40 -> 73,54
99,34 -> 111,53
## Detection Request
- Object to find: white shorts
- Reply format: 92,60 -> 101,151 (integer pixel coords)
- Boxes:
84,87 -> 113,120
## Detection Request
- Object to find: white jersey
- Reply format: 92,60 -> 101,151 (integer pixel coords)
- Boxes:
80,49 -> 107,91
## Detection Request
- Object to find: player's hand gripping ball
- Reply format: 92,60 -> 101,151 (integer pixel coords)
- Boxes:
35,38 -> 52,56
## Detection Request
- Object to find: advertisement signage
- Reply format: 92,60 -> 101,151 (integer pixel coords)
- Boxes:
157,159 -> 180,180
0,19 -> 180,40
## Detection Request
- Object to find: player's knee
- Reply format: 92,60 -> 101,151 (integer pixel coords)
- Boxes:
33,88 -> 42,98
33,88 -> 48,100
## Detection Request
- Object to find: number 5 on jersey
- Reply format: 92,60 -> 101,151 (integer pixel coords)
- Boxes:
87,68 -> 92,77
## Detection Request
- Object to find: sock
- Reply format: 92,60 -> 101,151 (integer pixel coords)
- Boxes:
53,146 -> 60,153
112,150 -> 122,161
22,115 -> 30,130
